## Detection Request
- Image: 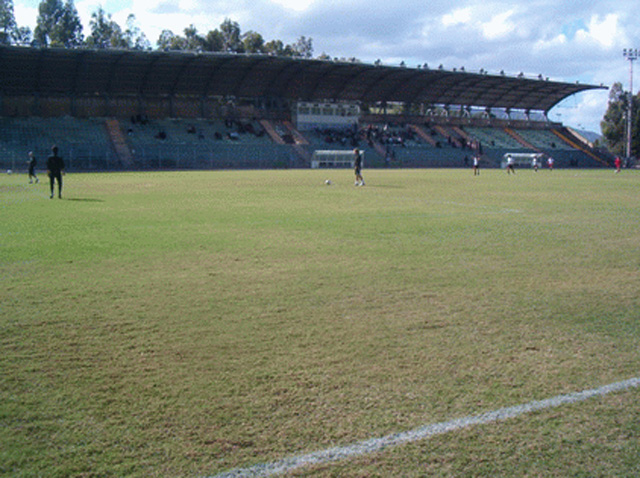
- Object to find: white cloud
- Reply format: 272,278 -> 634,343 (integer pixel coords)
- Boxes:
550,88 -> 610,133
179,0 -> 200,10
119,0 -> 243,41
575,13 -> 619,48
442,7 -> 472,27
75,0 -> 99,32
13,4 -> 37,29
533,33 -> 567,52
269,0 -> 317,12
481,10 -> 515,40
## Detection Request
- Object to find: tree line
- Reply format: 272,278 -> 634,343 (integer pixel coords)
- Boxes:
0,0 -> 316,58
601,82 -> 640,158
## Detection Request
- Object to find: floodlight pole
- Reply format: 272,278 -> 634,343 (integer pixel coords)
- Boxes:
623,48 -> 638,159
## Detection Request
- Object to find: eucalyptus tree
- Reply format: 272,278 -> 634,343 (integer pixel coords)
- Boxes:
34,0 -> 83,47
601,82 -> 640,157
0,0 -> 16,45
86,6 -> 126,49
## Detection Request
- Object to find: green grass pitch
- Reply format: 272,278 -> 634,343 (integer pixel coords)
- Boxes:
1,168 -> 640,477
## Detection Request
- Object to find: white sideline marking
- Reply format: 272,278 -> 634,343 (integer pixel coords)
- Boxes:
210,377 -> 640,478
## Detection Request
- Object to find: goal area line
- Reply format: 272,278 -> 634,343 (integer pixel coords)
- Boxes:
210,376 -> 640,478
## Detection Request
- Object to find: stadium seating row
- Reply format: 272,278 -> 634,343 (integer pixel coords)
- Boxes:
0,116 -> 609,171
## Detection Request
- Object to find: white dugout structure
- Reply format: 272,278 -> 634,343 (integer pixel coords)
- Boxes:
501,152 -> 545,169
311,150 -> 362,169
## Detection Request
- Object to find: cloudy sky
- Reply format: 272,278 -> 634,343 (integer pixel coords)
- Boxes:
13,0 -> 640,133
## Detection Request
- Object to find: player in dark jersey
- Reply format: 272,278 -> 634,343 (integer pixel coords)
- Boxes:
46,146 -> 65,199
354,148 -> 365,186
27,151 -> 39,184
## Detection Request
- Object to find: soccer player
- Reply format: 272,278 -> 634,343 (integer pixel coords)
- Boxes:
27,151 -> 39,184
506,154 -> 516,174
354,148 -> 365,186
46,146 -> 65,199
473,155 -> 480,175
615,156 -> 622,173
532,156 -> 539,172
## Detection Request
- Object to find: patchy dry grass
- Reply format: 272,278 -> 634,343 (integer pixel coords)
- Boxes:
1,168 -> 639,477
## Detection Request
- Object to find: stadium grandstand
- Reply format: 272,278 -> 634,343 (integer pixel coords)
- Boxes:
0,45 -> 612,172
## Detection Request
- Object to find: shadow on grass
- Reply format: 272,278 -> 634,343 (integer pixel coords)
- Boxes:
65,197 -> 105,203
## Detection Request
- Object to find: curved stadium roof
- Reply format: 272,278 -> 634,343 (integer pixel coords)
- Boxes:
0,46 -> 606,114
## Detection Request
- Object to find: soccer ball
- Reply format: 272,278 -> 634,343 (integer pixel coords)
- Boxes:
6,169 -> 12,175
325,179 -> 332,185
